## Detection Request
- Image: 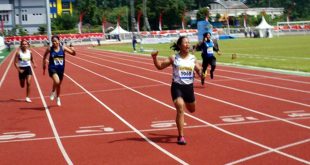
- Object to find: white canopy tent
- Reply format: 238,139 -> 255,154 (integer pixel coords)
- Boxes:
108,24 -> 131,40
255,16 -> 274,38
109,25 -> 131,35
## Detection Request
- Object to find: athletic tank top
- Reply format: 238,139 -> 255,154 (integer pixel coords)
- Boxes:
172,53 -> 196,85
49,46 -> 65,69
18,49 -> 31,67
202,40 -> 214,58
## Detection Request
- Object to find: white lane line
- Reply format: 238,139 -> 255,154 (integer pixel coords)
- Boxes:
226,138 -> 310,165
1,116 -> 309,144
80,53 -> 310,107
3,131 -> 31,134
32,50 -> 73,165
217,74 -> 310,94
82,49 -> 310,84
64,73 -> 189,165
0,50 -> 16,88
20,83 -> 165,101
217,68 -> 310,85
74,54 -> 310,129
220,115 -> 242,118
67,57 -> 309,164
79,125 -> 106,129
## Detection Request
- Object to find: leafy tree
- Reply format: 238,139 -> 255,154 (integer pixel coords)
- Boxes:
196,7 -> 210,21
52,14 -> 77,30
38,25 -> 46,35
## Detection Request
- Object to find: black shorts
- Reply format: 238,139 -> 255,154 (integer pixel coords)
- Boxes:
171,82 -> 195,103
202,55 -> 216,68
18,66 -> 32,80
48,67 -> 64,81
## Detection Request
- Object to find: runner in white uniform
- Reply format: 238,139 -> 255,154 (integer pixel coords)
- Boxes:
151,36 -> 202,145
14,40 -> 36,102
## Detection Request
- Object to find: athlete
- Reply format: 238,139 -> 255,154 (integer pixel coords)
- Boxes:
14,39 -> 37,102
42,35 -> 76,106
196,32 -> 221,85
151,36 -> 202,145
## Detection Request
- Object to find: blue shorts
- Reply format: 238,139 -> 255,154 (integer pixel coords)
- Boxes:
48,67 -> 64,81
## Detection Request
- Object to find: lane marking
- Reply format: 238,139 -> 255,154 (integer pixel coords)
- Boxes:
32,50 -> 73,165
227,138 -> 310,165
83,49 -> 310,84
76,125 -> 114,134
20,83 -> 165,101
64,73 -> 188,165
67,56 -> 309,164
3,131 -> 31,134
74,55 -> 310,129
0,50 -> 16,88
0,116 -> 309,144
80,52 -> 310,106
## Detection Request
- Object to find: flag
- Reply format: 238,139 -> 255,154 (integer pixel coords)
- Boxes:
117,15 -> 120,34
182,13 -> 185,30
0,18 -> 4,34
243,14 -> 247,28
102,16 -> 106,37
78,12 -> 85,34
159,13 -> 162,31
137,11 -> 142,32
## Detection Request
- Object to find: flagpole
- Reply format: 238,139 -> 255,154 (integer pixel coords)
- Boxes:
45,0 -> 52,45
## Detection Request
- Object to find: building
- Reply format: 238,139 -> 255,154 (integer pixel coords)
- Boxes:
209,0 -> 283,18
188,0 -> 284,22
0,0 -> 75,35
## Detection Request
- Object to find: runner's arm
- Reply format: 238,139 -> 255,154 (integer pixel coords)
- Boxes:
151,51 -> 172,70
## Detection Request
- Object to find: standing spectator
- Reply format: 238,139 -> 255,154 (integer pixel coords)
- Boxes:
132,35 -> 137,52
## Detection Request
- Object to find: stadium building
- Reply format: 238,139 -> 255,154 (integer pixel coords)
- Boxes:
0,0 -> 75,34
188,0 -> 284,22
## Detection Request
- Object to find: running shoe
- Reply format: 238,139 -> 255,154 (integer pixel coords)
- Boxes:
50,91 -> 55,101
177,136 -> 187,145
56,97 -> 61,106
201,72 -> 206,85
210,71 -> 214,79
25,97 -> 32,103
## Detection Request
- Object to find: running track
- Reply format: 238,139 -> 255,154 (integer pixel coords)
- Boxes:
0,46 -> 309,165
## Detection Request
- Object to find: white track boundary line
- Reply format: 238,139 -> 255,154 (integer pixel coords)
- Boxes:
217,68 -> 310,84
226,138 -> 310,164
1,117 -> 309,144
0,50 -> 16,88
81,50 -> 310,94
64,73 -> 189,165
74,55 -> 310,129
87,49 -> 310,82
66,57 -> 309,164
31,65 -> 73,165
80,53 -> 310,108
0,50 -> 12,67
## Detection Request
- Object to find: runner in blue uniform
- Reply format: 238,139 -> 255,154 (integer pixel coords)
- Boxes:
196,32 -> 221,85
43,35 -> 76,106
151,36 -> 202,145
14,39 -> 37,102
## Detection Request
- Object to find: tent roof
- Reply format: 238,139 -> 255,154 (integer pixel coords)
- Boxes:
255,16 -> 273,29
109,25 -> 130,34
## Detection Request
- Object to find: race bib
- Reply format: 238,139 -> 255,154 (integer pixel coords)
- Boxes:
207,47 -> 214,54
179,68 -> 193,79
54,57 -> 64,66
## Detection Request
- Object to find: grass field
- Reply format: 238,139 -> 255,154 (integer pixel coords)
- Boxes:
0,49 -> 11,64
96,35 -> 310,73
